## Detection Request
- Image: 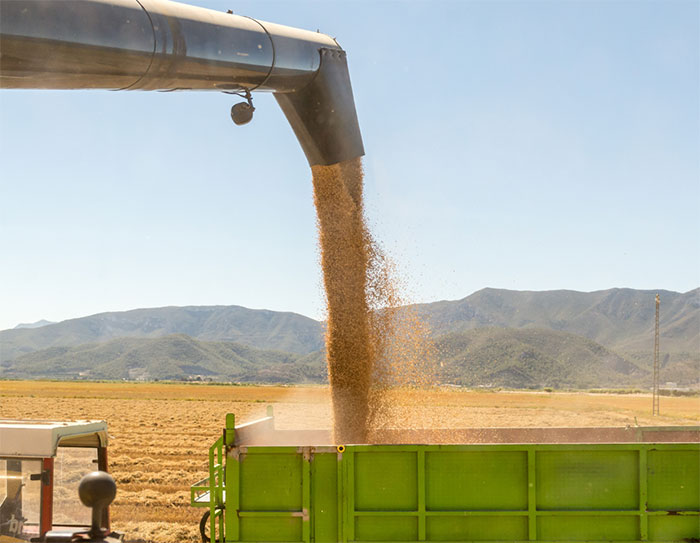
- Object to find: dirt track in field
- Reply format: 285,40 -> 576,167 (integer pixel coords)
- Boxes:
2,381 -> 698,542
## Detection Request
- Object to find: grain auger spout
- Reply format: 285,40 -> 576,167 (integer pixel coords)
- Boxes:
0,0 -> 364,166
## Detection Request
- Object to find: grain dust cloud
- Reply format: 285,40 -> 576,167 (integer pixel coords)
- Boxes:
312,158 -> 436,444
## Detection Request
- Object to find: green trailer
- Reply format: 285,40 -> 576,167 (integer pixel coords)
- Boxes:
191,412 -> 700,543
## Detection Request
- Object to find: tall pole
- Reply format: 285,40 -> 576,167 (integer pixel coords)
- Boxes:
652,294 -> 660,416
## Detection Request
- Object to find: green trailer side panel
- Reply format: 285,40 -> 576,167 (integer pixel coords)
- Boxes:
313,453 -> 339,542
355,516 -> 418,541
537,516 -> 639,540
425,451 -> 527,511
240,517 -> 302,542
355,451 -> 418,511
536,450 -> 639,510
208,428 -> 700,543
240,453 -> 302,511
648,516 -> 700,540
647,450 -> 700,510
426,516 -> 528,541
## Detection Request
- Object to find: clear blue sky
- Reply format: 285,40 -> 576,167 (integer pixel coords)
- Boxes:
1,0 -> 698,331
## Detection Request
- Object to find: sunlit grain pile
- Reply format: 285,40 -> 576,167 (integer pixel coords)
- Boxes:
312,158 -> 436,443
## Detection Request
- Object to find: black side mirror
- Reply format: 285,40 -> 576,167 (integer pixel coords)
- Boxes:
78,471 -> 117,539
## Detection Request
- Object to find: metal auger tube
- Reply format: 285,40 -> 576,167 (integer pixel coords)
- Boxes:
0,0 -> 364,165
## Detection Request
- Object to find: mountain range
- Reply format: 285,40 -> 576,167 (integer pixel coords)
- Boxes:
414,287 -> 699,354
1,305 -> 323,361
2,287 -> 697,388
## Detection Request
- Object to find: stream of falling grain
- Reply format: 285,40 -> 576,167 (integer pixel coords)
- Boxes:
312,158 -> 436,444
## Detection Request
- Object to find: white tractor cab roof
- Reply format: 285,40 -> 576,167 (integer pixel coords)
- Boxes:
0,419 -> 108,458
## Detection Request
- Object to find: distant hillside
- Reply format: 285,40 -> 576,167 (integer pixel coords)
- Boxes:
1,334 -> 326,383
437,328 -> 648,389
2,288 -> 697,388
416,287 -> 700,355
0,306 -> 324,363
7,326 -> 692,388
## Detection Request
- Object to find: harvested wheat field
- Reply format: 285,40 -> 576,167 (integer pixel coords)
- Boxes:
1,380 -> 698,543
